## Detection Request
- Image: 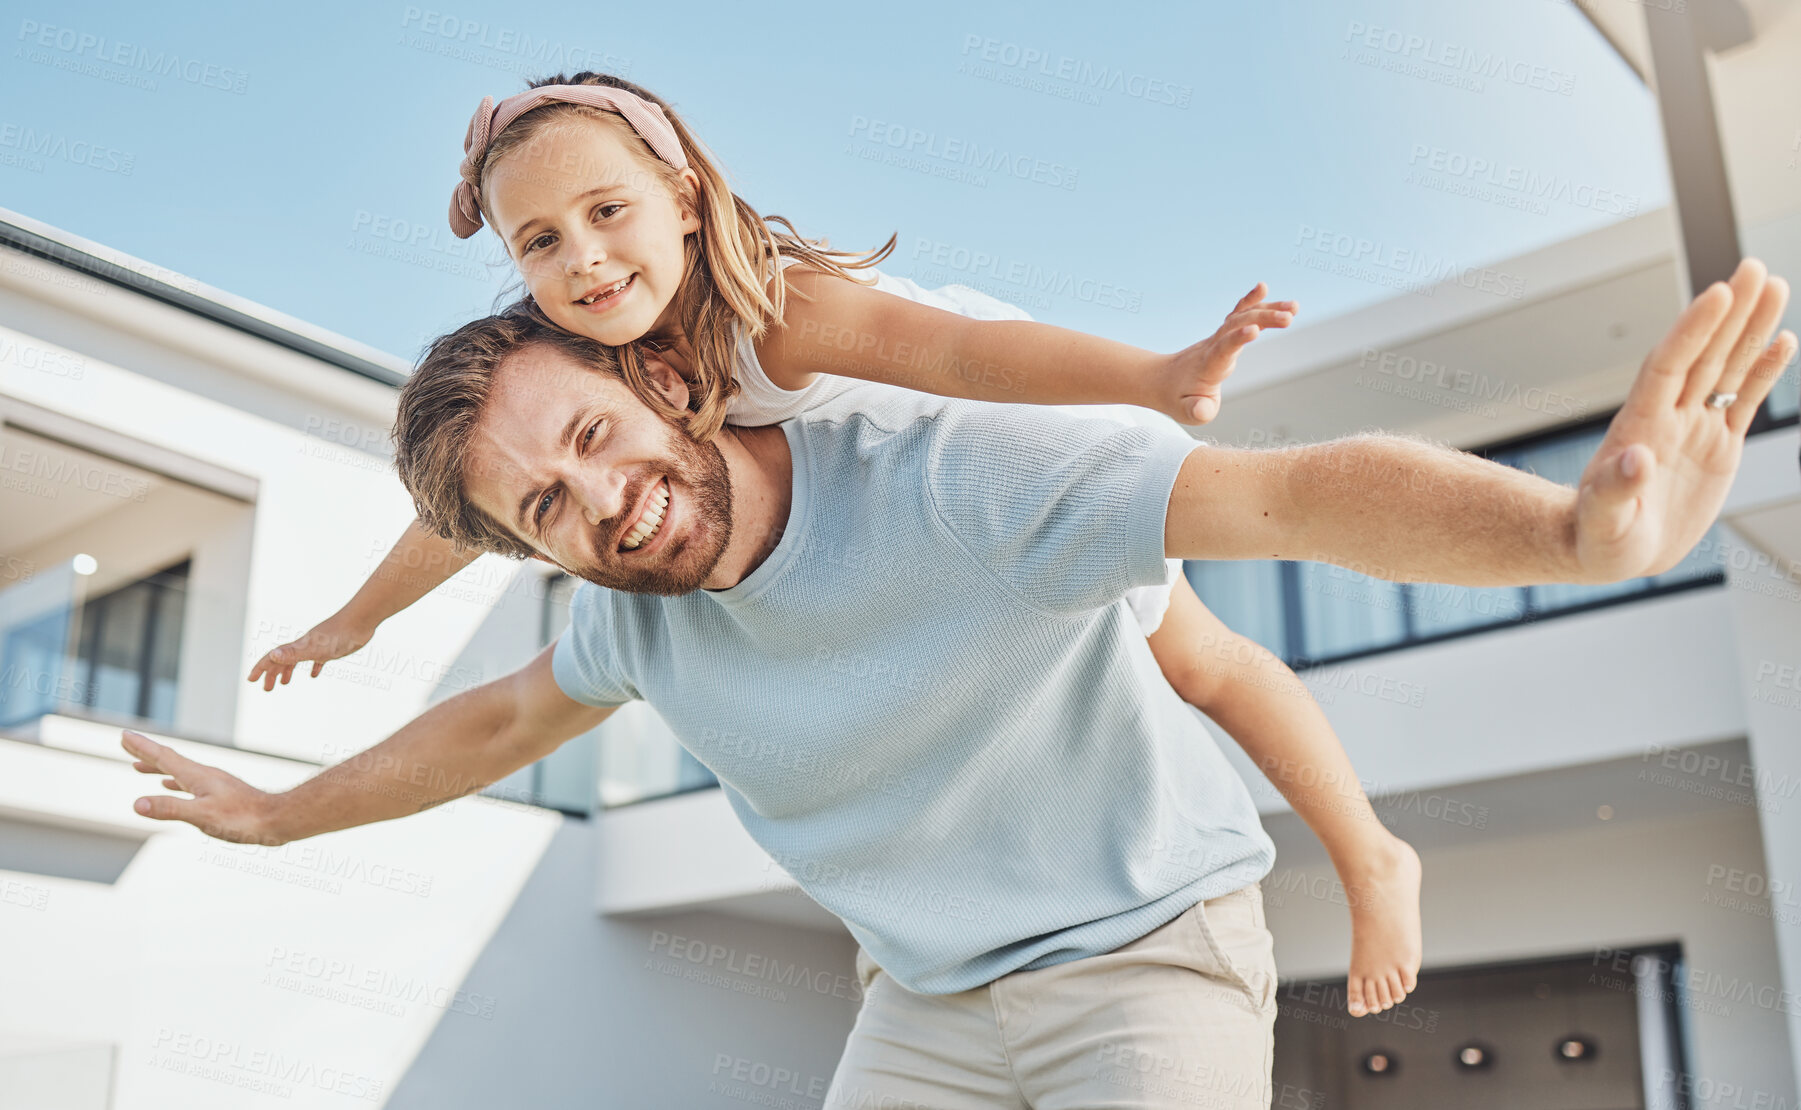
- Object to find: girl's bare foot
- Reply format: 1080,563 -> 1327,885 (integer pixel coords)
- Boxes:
1341,836 -> 1423,1017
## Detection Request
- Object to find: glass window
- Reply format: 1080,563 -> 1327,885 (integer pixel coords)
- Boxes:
1185,559 -> 1288,658
1406,582 -> 1528,639
1741,220 -> 1800,425
81,584 -> 149,718
64,561 -> 188,726
1762,358 -> 1799,423
144,581 -> 184,722
1293,562 -> 1407,663
0,608 -> 70,727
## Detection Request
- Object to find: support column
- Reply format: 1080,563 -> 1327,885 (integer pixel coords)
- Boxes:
1642,0 -> 1750,293
1721,525 -> 1801,1094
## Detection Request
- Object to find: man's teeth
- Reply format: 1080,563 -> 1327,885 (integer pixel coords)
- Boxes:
621,482 -> 670,550
580,276 -> 632,305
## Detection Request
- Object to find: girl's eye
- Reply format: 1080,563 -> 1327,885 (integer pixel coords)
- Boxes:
525,233 -> 555,254
595,203 -> 624,221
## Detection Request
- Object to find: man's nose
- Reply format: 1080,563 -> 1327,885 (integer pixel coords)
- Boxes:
569,467 -> 628,529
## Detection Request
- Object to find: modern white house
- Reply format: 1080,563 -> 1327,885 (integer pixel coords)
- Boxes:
2,3 -> 1799,1108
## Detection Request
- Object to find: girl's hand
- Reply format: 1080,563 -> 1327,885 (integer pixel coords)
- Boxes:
1161,284 -> 1297,424
246,613 -> 375,692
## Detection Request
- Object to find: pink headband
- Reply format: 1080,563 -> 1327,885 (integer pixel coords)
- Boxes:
448,84 -> 689,239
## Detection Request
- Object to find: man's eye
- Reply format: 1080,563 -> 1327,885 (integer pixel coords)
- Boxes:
535,423 -> 600,525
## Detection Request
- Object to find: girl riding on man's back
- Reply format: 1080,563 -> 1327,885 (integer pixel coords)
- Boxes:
249,71 -> 1423,1018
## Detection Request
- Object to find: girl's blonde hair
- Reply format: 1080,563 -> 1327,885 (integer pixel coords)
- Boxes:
472,71 -> 895,440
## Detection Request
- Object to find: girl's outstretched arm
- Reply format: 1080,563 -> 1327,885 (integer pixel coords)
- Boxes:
246,519 -> 479,691
1146,571 -> 1423,1019
756,268 -> 1293,425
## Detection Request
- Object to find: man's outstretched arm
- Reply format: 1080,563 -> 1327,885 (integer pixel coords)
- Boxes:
121,643 -> 617,845
1166,259 -> 1796,587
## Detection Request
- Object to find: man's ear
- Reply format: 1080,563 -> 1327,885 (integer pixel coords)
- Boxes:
640,350 -> 692,411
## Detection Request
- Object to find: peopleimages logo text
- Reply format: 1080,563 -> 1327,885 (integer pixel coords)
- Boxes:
910,237 -> 1144,312
15,20 -> 249,93
1343,22 -> 1575,95
958,35 -> 1193,107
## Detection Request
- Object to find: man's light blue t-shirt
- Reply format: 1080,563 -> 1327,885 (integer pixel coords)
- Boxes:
552,386 -> 1276,994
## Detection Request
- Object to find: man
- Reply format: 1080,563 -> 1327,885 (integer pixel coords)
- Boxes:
124,260 -> 1792,1109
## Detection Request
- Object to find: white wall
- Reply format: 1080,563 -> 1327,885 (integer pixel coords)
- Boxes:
1230,586 -> 1748,815
386,818 -> 863,1110
0,724 -> 560,1110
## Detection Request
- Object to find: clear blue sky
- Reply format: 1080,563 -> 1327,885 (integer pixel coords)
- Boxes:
1,0 -> 1667,362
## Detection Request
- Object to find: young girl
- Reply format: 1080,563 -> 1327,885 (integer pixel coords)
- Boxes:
249,72 -> 1421,1018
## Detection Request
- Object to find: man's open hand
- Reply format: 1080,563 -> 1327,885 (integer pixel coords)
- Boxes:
1574,258 -> 1795,584
1160,283 -> 1297,425
121,729 -> 285,845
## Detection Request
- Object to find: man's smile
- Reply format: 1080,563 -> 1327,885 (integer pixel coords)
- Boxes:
619,476 -> 672,553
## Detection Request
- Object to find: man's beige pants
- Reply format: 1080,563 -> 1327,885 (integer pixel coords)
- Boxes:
824,882 -> 1278,1110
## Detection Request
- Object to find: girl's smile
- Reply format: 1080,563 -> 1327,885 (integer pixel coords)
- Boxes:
575,272 -> 637,314
484,118 -> 699,347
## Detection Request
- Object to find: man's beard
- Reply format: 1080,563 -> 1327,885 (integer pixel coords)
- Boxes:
565,428 -> 733,596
